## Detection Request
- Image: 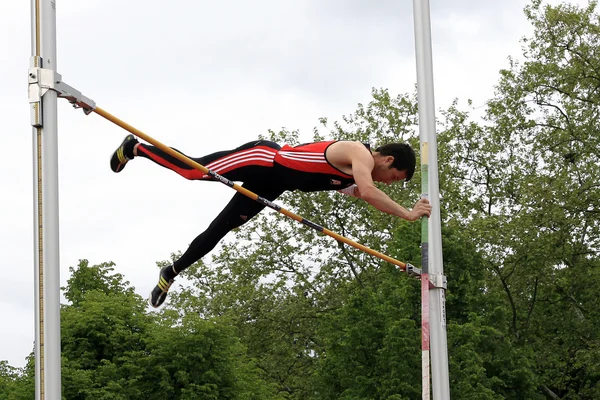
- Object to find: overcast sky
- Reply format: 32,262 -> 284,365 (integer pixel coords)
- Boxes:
1,0 -> 588,369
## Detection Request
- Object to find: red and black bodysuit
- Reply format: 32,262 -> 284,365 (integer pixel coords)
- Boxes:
136,140 -> 368,274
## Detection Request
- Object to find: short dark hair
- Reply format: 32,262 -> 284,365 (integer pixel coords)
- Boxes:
375,143 -> 416,181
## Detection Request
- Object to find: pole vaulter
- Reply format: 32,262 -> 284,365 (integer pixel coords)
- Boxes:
96,104 -> 423,276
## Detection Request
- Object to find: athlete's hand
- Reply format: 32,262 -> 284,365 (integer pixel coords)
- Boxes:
409,198 -> 432,221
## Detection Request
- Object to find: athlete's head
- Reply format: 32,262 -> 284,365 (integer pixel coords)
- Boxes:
374,143 -> 416,182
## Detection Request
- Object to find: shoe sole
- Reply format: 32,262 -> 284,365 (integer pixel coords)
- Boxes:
148,292 -> 162,309
148,268 -> 173,308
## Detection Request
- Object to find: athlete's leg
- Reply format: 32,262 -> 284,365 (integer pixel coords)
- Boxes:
149,182 -> 286,307
134,140 -> 280,180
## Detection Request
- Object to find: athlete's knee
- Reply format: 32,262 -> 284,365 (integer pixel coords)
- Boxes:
225,215 -> 250,231
210,214 -> 251,234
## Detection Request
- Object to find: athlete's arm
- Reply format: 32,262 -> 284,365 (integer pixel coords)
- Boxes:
335,142 -> 428,221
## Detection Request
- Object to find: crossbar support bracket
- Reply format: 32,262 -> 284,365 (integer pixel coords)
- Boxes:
406,263 -> 447,289
28,56 -> 96,127
429,273 -> 447,290
406,263 -> 422,277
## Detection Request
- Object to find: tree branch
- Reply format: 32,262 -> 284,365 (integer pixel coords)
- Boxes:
539,384 -> 561,399
491,261 -> 520,339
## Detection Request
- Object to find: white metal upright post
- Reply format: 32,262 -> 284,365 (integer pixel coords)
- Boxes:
30,0 -> 62,399
412,0 -> 450,398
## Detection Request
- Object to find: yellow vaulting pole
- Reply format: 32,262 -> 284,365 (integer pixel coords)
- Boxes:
93,106 -> 408,270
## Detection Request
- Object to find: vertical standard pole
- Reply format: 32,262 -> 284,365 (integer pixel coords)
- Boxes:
31,1 -> 61,399
420,217 -> 431,400
412,0 -> 450,399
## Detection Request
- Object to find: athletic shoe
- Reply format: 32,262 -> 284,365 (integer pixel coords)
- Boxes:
110,134 -> 137,173
148,266 -> 175,308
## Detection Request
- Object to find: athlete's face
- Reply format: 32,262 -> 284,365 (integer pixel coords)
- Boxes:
372,156 -> 408,185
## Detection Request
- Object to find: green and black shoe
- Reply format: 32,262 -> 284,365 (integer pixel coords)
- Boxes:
149,266 -> 176,308
110,134 -> 138,173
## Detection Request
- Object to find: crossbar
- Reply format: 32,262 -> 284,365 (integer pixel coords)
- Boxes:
93,106 -> 413,273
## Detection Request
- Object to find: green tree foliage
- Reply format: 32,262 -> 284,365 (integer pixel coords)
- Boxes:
0,359 -> 34,400
438,1 -> 600,398
0,259 -> 278,400
312,269 -> 421,400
